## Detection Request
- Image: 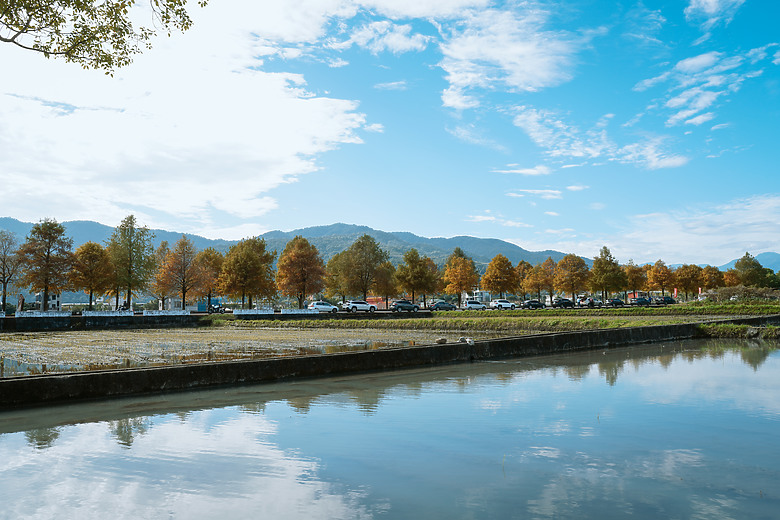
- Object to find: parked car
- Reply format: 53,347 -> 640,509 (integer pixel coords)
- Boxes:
431,301 -> 457,311
654,296 -> 676,305
391,300 -> 419,312
523,299 -> 545,309
308,301 -> 339,313
463,300 -> 487,310
208,303 -> 225,314
489,299 -> 516,310
629,297 -> 651,306
578,297 -> 602,308
341,300 -> 376,312
605,298 -> 625,307
551,298 -> 574,308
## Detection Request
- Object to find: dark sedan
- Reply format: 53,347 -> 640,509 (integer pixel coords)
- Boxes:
552,298 -> 574,308
630,297 -> 651,306
605,298 -> 625,307
431,301 -> 457,311
523,299 -> 545,309
391,300 -> 419,312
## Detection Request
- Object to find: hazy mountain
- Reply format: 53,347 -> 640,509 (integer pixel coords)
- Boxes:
0,218 -> 577,270
719,252 -> 780,273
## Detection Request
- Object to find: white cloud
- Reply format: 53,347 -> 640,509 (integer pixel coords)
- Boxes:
619,139 -> 689,169
635,47 -> 775,129
566,185 -> 589,191
684,0 -> 746,32
545,211 -> 559,216
512,195 -> 780,266
374,81 -> 408,90
333,21 -> 430,54
508,189 -> 563,200
0,1 -> 370,237
493,165 -> 552,176
438,7 -> 582,108
675,52 -> 721,73
512,107 -> 616,159
685,112 -> 715,126
512,107 -> 687,170
466,212 -> 532,228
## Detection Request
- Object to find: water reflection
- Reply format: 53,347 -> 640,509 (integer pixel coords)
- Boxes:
0,339 -> 778,519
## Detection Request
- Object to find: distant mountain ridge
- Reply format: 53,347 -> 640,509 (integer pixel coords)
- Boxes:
3,217 -> 774,271
0,218 -> 575,270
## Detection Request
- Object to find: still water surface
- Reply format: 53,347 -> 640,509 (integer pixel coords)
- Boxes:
1,338 -> 779,519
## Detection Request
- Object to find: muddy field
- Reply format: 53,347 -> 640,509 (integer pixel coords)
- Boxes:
0,327 -> 501,377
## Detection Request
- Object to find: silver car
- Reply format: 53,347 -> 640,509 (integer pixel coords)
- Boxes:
308,301 -> 339,313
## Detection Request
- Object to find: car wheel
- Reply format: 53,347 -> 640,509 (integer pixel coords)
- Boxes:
369,307 -> 375,313
351,306 -> 357,313
413,306 -> 419,312
510,305 -> 515,310
331,308 -> 337,313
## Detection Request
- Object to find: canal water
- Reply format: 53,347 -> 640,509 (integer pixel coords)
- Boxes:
1,338 -> 778,519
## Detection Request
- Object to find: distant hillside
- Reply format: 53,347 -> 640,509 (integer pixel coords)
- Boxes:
0,218 -> 578,270
719,252 -> 780,273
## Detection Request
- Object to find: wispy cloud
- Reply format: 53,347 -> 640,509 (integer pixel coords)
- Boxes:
438,7 -> 584,109
507,189 -> 563,200
493,165 -> 552,176
374,81 -> 408,90
635,46 -> 777,127
332,21 -> 430,54
684,0 -> 746,32
466,212 -> 532,227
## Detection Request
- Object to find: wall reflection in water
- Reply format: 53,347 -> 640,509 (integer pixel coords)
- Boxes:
0,338 -> 778,519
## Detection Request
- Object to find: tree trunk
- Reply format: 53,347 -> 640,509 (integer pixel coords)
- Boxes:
43,287 -> 49,311
88,290 -> 93,310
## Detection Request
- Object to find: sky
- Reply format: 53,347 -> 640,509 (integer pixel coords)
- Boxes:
1,0 -> 779,266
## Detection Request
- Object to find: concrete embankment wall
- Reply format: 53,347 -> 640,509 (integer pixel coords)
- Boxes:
4,316 -> 778,409
0,311 -> 425,332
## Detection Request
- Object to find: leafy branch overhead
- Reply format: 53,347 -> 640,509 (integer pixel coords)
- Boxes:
0,0 -> 208,73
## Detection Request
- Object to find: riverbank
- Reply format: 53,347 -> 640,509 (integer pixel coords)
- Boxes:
2,313 -> 780,409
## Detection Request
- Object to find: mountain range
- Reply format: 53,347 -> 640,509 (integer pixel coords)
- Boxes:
2,217 -> 778,272
0,218 -> 576,270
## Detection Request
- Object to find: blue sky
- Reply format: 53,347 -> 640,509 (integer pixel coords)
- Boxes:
1,0 -> 778,265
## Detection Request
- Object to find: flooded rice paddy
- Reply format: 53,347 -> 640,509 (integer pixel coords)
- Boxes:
0,339 -> 778,519
0,327 -> 502,377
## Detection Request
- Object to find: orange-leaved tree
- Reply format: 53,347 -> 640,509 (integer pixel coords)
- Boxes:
69,241 -> 113,310
554,254 -> 590,301
158,236 -> 204,310
481,254 -> 517,298
18,218 -> 74,311
219,237 -> 276,309
276,236 -> 326,309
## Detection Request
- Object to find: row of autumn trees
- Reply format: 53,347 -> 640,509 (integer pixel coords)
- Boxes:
0,216 -> 279,312
1,217 -> 776,314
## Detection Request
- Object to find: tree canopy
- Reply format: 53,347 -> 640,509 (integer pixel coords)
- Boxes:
0,229 -> 22,313
589,246 -> 626,300
18,218 -> 73,310
443,253 -> 478,306
69,241 -> 112,310
481,253 -> 517,297
276,236 -> 326,309
219,237 -> 276,308
344,234 -> 388,300
554,254 -> 590,301
107,215 -> 155,306
1,0 -> 208,73
158,235 -> 202,309
395,248 -> 438,304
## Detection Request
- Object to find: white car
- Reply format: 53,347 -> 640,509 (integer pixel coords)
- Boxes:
341,300 -> 377,312
308,301 -> 339,313
463,300 -> 487,310
489,299 -> 516,310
